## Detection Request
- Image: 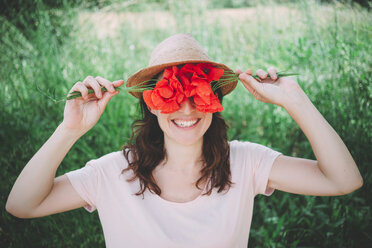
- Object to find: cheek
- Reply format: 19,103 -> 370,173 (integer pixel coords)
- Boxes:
203,114 -> 213,130
154,112 -> 169,130
158,119 -> 168,131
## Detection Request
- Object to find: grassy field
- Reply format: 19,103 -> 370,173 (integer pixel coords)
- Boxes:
1,0 -> 371,247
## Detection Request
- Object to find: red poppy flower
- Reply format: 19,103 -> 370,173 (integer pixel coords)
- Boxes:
179,63 -> 224,113
144,63 -> 224,114
179,63 -> 224,96
196,63 -> 225,82
143,66 -> 186,114
194,92 -> 223,113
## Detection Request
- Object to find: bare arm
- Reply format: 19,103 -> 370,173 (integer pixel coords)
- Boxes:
6,125 -> 84,218
268,94 -> 363,195
6,77 -> 123,218
238,68 -> 363,196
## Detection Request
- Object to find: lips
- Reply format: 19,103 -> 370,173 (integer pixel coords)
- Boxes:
172,118 -> 200,128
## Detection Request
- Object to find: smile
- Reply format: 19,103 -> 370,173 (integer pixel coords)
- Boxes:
172,118 -> 200,128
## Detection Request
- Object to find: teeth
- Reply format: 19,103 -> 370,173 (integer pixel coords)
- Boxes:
173,119 -> 198,127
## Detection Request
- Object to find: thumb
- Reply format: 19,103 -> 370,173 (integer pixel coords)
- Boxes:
98,91 -> 119,112
238,73 -> 262,92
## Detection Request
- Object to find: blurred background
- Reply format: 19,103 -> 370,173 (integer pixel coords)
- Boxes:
1,0 -> 371,247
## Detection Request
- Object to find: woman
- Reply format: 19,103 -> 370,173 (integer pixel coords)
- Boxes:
6,34 -> 363,247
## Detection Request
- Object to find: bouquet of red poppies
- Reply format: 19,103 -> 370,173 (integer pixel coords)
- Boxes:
63,63 -> 297,113
143,63 -> 225,114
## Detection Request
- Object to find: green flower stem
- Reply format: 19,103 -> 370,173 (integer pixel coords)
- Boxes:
251,72 -> 299,81
64,72 -> 298,101
212,71 -> 298,92
66,80 -> 157,100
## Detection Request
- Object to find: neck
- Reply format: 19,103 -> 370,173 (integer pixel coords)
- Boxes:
161,137 -> 204,176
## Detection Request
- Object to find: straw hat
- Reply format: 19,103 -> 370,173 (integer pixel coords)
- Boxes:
126,33 -> 237,98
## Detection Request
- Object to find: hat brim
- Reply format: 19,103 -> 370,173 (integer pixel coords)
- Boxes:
126,60 -> 238,98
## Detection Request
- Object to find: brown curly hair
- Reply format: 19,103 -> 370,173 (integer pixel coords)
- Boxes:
121,91 -> 234,198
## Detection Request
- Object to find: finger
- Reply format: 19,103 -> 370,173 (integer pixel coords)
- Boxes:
255,69 -> 267,80
267,67 -> 277,80
84,76 -> 102,98
69,82 -> 88,100
245,69 -> 252,75
235,68 -> 243,74
239,73 -> 262,93
97,91 -> 119,111
112,80 -> 124,88
240,79 -> 255,94
239,76 -> 262,101
96,76 -> 115,93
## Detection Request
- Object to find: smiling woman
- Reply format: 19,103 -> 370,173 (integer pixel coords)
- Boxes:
122,95 -> 227,199
6,33 -> 363,247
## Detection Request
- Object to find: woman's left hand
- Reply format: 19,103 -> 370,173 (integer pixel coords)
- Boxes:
236,67 -> 307,108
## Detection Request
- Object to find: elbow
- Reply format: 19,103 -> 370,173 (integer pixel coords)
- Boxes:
6,201 -> 21,218
5,201 -> 18,218
337,177 -> 363,195
349,175 -> 364,193
353,177 -> 364,192
5,200 -> 33,219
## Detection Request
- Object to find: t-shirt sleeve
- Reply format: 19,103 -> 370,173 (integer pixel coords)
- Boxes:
231,140 -> 282,197
65,160 -> 100,213
250,143 -> 282,196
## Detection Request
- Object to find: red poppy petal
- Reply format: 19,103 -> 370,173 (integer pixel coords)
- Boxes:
143,90 -> 157,109
206,95 -> 223,113
155,78 -> 168,88
157,86 -> 174,98
180,64 -> 195,73
195,89 -> 211,104
195,82 -> 212,92
163,68 -> 173,79
196,105 -> 206,113
161,101 -> 180,113
210,100 -> 223,112
184,86 -> 196,97
170,66 -> 179,80
152,92 -> 166,107
208,67 -> 225,81
197,63 -> 224,82
191,77 -> 208,86
193,94 -> 206,105
196,68 -> 206,78
176,92 -> 186,104
179,74 -> 191,87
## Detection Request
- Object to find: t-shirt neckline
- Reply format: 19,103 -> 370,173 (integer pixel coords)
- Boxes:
152,177 -> 211,206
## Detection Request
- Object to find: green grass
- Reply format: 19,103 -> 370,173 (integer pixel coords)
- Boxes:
1,0 -> 371,247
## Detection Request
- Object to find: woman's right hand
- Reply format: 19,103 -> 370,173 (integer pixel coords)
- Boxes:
61,76 -> 124,135
6,75 -> 124,218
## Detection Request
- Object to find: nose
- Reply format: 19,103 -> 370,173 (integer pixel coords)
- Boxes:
179,98 -> 196,114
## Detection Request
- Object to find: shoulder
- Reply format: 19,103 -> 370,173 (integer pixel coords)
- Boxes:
229,140 -> 282,164
229,140 -> 265,154
87,151 -> 128,173
229,140 -> 279,152
93,150 -> 125,162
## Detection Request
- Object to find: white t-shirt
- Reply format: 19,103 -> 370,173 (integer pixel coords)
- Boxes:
66,140 -> 281,248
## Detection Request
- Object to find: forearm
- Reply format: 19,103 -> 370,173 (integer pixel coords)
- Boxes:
6,123 -> 82,215
284,92 -> 363,193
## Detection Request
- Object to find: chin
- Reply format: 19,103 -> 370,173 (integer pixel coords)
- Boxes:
170,135 -> 204,146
